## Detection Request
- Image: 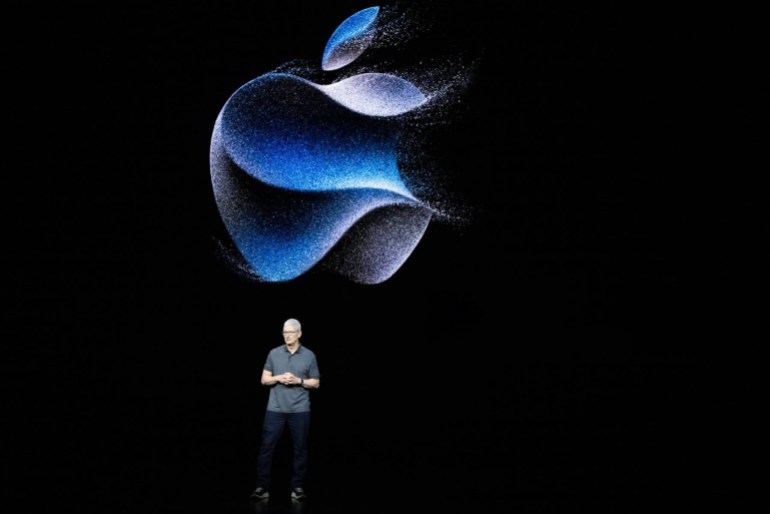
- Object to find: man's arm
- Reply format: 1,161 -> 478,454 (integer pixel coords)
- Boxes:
300,354 -> 320,389
300,377 -> 320,389
261,369 -> 284,386
263,369 -> 306,386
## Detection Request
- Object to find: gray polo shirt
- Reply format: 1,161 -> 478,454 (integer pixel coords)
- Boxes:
264,344 -> 320,413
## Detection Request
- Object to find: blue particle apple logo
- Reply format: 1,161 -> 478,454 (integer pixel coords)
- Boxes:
210,6 -> 459,284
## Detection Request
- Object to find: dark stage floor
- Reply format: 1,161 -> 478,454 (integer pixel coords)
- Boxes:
9,348 -> 699,514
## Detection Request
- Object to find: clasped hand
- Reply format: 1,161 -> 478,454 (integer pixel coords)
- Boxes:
278,372 -> 301,385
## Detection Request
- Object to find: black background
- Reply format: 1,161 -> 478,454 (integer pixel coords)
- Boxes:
6,1 -> 721,512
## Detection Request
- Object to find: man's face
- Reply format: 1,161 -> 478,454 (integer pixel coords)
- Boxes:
282,324 -> 300,346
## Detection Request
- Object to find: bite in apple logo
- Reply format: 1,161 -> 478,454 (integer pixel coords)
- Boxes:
210,5 -> 473,284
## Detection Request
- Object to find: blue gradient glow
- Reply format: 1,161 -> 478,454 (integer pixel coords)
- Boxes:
221,74 -> 412,196
209,5 -> 463,284
211,112 -> 432,283
322,6 -> 379,71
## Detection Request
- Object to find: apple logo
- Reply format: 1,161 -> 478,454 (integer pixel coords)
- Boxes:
210,5 -> 464,284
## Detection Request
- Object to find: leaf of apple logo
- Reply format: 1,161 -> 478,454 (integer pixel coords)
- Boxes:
322,6 -> 379,71
210,5 -> 436,284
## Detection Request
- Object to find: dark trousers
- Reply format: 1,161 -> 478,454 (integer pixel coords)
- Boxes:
256,410 -> 311,489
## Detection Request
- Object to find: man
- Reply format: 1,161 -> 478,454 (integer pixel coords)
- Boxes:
250,318 -> 320,502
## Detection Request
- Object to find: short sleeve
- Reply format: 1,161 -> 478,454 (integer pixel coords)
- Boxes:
264,350 -> 274,373
309,354 -> 320,379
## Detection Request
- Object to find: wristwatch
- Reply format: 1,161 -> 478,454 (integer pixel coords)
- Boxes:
300,378 -> 304,386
